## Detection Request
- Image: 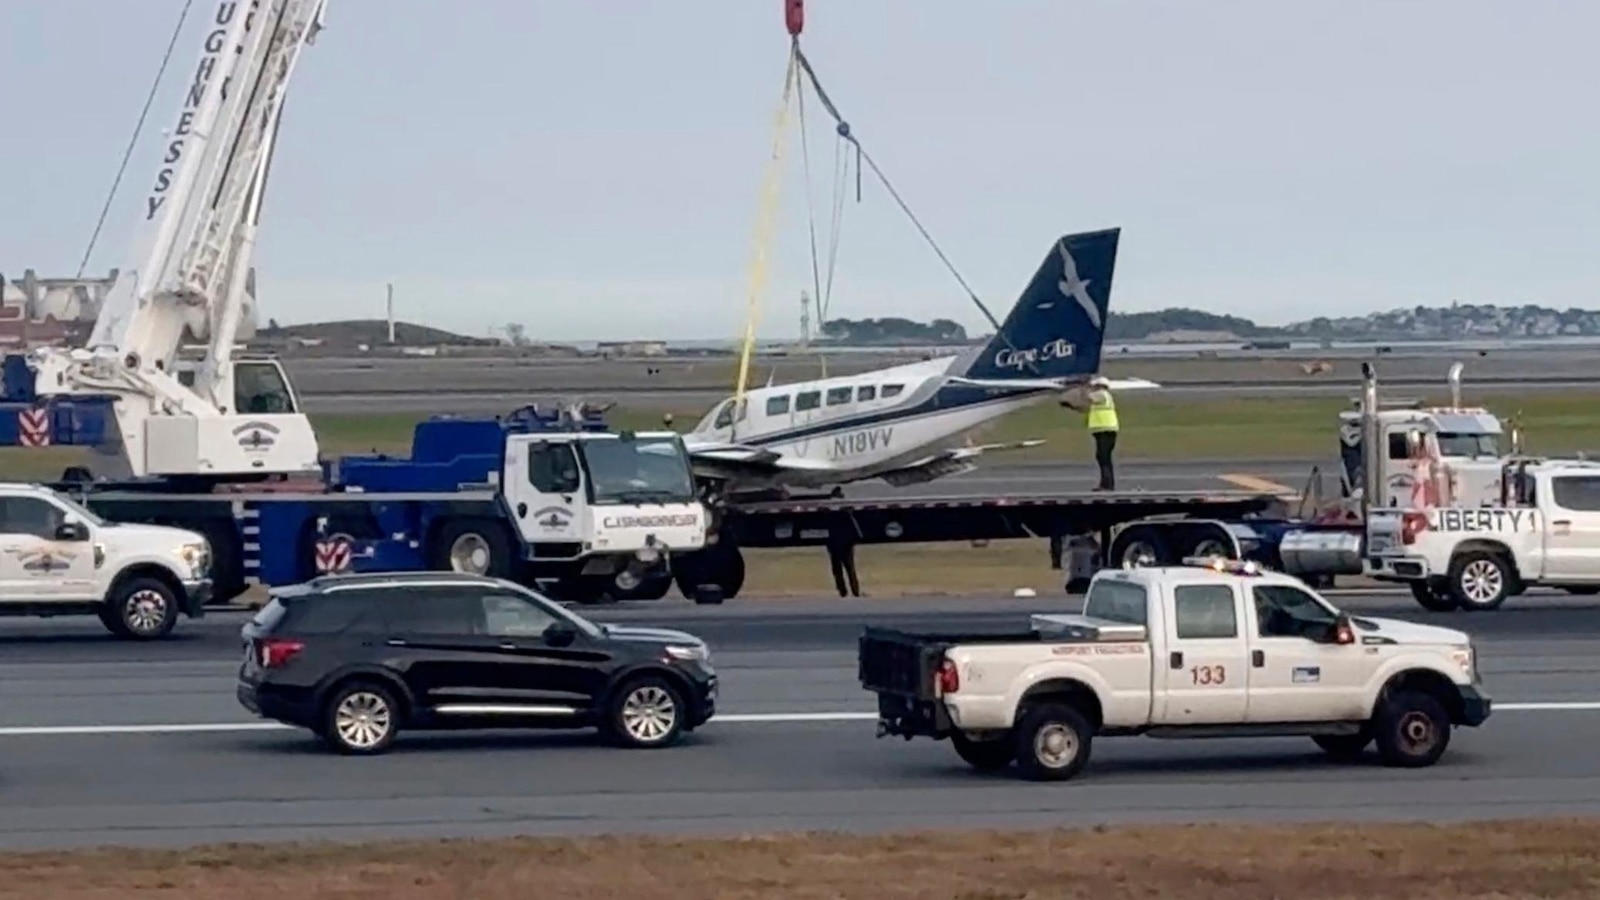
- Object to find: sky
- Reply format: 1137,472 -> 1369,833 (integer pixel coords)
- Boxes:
3,0 -> 1597,342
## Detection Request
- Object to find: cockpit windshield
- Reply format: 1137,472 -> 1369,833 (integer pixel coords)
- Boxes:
578,437 -> 697,505
1435,432 -> 1499,458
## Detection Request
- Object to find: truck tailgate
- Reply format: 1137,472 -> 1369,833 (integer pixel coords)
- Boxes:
858,626 -> 949,699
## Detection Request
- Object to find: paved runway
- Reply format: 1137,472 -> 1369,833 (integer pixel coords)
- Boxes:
2,593 -> 1599,849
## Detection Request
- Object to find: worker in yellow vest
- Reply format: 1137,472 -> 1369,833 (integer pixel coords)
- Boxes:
1062,376 -> 1119,490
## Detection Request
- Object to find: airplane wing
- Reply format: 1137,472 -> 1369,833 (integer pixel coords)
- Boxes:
946,375 -> 1162,392
682,437 -> 839,478
873,439 -> 1047,487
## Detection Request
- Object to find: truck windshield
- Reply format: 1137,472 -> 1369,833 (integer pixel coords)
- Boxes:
579,437 -> 697,505
1083,578 -> 1148,626
1435,432 -> 1498,458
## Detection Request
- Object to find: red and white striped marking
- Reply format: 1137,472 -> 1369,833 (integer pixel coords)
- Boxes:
314,537 -> 352,574
17,408 -> 49,447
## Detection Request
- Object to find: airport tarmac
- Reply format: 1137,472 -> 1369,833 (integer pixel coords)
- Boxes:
280,346 -> 1600,414
1,593 -> 1597,849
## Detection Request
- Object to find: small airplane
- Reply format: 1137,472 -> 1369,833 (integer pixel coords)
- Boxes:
683,227 -> 1158,498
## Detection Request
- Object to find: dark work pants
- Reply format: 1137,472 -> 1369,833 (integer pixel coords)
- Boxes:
828,540 -> 860,597
1093,429 -> 1118,490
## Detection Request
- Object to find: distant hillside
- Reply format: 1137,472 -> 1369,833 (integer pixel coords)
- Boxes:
255,319 -> 493,347
1105,309 -> 1276,341
1106,303 -> 1600,342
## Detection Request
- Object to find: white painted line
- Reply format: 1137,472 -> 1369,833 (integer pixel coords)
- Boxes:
0,703 -> 1594,738
715,712 -> 880,723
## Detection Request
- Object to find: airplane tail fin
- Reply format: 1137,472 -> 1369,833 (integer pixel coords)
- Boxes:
958,227 -> 1119,381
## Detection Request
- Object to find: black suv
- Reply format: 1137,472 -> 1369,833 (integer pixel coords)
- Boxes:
236,572 -> 717,755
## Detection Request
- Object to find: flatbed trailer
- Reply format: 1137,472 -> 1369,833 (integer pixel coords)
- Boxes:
51,482 -> 1296,605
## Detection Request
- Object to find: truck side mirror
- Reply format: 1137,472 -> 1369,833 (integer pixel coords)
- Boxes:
54,520 -> 89,542
1327,614 -> 1355,645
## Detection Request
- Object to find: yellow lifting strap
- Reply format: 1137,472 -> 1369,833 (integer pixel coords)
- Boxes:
731,42 -> 800,438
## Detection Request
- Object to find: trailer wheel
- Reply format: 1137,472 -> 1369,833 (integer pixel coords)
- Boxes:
430,518 -> 515,579
1109,527 -> 1170,569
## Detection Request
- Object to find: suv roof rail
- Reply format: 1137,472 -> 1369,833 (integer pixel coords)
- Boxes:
303,571 -> 516,593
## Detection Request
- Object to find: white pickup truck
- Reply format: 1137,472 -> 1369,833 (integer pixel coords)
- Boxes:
0,483 -> 213,639
1367,461 -> 1600,611
858,559 -> 1490,781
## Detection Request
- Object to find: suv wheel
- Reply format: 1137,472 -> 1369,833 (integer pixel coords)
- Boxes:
952,732 -> 1015,771
1012,703 -> 1094,782
1373,690 -> 1451,768
322,682 -> 400,755
605,676 -> 686,748
102,576 -> 179,640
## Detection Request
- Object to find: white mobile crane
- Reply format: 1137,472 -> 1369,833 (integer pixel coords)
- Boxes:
24,0 -> 327,482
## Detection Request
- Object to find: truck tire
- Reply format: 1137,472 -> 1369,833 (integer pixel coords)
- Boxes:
1372,689 -> 1451,768
1446,550 -> 1513,611
430,518 -> 515,579
1409,581 -> 1459,612
1109,527 -> 1170,569
1312,732 -> 1371,762
952,732 -> 1015,771
101,575 -> 180,641
1012,703 -> 1094,782
673,544 -> 745,601
612,574 -> 673,602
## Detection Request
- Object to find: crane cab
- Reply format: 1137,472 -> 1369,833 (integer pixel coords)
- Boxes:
173,355 -> 302,416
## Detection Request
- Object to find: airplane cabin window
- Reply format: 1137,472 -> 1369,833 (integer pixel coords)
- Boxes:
857,385 -> 877,402
881,384 -> 904,399
713,401 -> 735,429
826,387 -> 853,406
765,395 -> 790,416
795,391 -> 821,411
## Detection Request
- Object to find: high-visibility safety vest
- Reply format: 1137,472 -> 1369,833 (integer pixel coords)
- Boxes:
1086,389 -> 1119,432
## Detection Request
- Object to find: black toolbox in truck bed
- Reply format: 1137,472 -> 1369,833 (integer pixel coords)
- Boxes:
857,625 -> 1036,739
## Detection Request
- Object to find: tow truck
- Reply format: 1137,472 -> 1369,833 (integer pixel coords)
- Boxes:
858,557 -> 1490,781
0,2 -> 708,609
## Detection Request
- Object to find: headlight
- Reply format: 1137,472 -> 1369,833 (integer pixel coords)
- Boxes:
177,542 -> 210,575
1451,645 -> 1476,682
664,643 -> 709,663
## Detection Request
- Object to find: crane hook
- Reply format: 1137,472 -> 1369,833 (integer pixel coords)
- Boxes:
785,0 -> 804,36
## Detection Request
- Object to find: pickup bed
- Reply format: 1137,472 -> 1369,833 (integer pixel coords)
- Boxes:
858,564 -> 1492,781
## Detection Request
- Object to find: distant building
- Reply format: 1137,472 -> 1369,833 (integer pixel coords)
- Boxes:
596,340 -> 669,358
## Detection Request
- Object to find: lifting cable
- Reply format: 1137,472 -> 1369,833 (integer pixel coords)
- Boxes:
791,46 -> 1006,336
794,75 -> 850,379
76,0 -> 196,278
730,41 -> 800,440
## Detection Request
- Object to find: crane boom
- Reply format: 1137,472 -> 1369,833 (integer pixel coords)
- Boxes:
27,0 -> 328,481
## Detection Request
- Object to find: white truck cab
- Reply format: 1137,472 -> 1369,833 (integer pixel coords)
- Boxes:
500,429 -> 708,599
859,558 -> 1490,781
1367,460 -> 1600,611
0,483 -> 213,639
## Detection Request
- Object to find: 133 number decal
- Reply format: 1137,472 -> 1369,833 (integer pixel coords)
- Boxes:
1190,664 -> 1227,686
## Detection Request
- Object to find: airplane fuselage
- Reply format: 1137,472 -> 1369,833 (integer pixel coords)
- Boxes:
688,356 -> 1059,491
